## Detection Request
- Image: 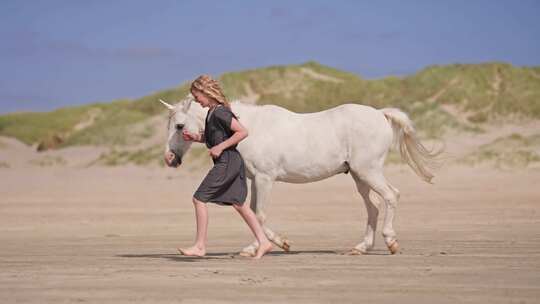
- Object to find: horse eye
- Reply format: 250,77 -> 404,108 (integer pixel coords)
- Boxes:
175,124 -> 184,130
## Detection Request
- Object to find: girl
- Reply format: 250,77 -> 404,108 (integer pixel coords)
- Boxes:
165,75 -> 272,259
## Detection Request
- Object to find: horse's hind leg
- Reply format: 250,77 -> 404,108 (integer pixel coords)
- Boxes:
240,174 -> 291,257
349,171 -> 380,254
355,169 -> 400,254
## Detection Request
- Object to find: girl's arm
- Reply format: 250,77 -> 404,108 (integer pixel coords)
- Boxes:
214,117 -> 248,150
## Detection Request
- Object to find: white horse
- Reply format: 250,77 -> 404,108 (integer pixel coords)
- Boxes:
160,96 -> 440,256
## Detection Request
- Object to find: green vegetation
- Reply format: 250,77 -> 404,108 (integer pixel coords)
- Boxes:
461,133 -> 540,168
0,100 -> 152,146
223,62 -> 540,139
61,105 -> 156,147
408,101 -> 483,138
2,61 -> 539,152
221,61 -> 365,113
0,105 -> 93,145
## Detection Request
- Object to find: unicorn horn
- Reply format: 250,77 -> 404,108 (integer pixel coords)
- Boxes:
159,99 -> 174,110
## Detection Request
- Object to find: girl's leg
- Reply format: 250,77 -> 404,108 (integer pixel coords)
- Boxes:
178,197 -> 208,256
233,202 -> 273,259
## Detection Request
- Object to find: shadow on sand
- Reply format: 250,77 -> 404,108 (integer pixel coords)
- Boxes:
116,249 -> 390,262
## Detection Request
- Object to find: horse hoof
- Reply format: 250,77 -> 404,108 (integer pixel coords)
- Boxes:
281,239 -> 291,252
387,240 -> 400,254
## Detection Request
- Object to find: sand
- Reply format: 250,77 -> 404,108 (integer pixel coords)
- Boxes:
1,161 -> 539,303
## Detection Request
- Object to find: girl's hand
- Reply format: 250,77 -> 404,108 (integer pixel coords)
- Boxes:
209,145 -> 223,159
182,129 -> 199,142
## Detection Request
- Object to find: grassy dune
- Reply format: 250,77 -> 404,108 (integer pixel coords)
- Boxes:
223,62 -> 540,117
461,133 -> 540,168
0,86 -> 189,148
1,61 -> 539,167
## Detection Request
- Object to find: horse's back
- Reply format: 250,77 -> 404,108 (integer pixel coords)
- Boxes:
249,102 -> 384,121
242,102 -> 391,142
238,102 -> 394,181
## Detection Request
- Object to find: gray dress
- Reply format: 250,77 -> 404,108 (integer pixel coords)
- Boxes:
193,105 -> 247,206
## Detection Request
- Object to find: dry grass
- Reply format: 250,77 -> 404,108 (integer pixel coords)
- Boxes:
460,133 -> 540,168
29,155 -> 67,167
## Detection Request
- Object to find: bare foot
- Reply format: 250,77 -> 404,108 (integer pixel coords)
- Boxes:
177,245 -> 206,257
252,242 -> 273,259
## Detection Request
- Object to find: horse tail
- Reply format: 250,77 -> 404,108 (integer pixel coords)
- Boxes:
380,108 -> 443,184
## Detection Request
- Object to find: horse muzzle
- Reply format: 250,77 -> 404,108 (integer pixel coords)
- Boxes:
167,150 -> 182,168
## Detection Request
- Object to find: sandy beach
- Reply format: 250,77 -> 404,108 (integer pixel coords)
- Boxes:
1,161 -> 539,303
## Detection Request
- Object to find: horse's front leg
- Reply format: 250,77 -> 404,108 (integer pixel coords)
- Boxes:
239,175 -> 291,257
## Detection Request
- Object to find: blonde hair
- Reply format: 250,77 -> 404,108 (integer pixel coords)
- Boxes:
190,75 -> 233,111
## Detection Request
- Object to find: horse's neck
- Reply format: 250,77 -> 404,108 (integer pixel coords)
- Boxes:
187,103 -> 208,129
229,101 -> 257,127
186,100 -> 259,134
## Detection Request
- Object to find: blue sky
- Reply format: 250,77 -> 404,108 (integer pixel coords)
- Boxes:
1,0 -> 539,113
